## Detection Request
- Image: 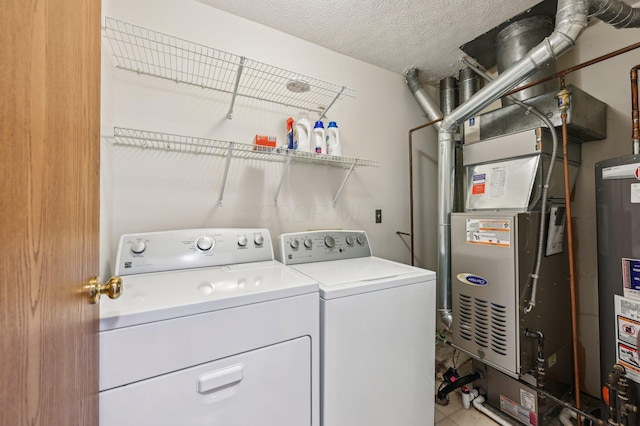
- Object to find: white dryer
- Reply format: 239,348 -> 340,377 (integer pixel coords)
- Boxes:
278,230 -> 436,426
99,228 -> 319,426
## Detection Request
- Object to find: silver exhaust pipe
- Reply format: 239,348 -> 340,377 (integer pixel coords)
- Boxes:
405,68 -> 443,129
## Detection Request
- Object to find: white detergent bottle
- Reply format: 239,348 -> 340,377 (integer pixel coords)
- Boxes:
313,121 -> 326,154
326,121 -> 342,156
293,112 -> 312,152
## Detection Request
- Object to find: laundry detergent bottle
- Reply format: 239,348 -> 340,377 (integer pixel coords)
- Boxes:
313,121 -> 326,154
293,112 -> 312,152
326,121 -> 342,156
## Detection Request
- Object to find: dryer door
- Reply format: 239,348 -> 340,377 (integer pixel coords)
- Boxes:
100,336 -> 311,426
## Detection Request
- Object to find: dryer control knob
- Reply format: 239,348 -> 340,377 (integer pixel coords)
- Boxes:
324,236 -> 335,248
237,235 -> 248,247
304,238 -> 313,249
131,240 -> 146,254
196,236 -> 214,251
254,234 -> 264,245
345,236 -> 354,246
356,235 -> 365,245
290,239 -> 300,249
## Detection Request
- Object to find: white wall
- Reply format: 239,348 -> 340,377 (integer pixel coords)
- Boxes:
99,0 -> 438,276
556,20 -> 640,397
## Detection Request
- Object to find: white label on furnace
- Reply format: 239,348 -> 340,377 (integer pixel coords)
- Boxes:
465,116 -> 480,143
631,183 -> 640,203
520,389 -> 536,411
489,166 -> 507,198
466,218 -> 511,247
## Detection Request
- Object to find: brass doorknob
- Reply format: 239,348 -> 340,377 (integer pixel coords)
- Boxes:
86,276 -> 122,304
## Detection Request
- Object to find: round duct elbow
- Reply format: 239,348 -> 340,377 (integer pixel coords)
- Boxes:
439,309 -> 453,329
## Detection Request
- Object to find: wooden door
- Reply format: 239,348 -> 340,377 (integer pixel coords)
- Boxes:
1,0 -> 101,425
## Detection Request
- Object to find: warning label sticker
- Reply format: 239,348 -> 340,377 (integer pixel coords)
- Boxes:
500,395 -> 537,426
615,295 -> 640,383
471,173 -> 486,195
466,218 -> 511,247
617,315 -> 640,347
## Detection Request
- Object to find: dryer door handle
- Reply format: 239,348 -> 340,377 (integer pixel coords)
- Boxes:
197,364 -> 244,394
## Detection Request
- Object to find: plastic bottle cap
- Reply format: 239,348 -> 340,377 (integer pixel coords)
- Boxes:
328,121 -> 338,128
314,121 -> 324,129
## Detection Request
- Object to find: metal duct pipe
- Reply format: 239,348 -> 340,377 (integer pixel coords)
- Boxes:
440,77 -> 464,213
439,77 -> 458,115
589,0 -> 640,28
405,68 -> 443,129
496,16 -> 556,105
435,0 -> 589,329
458,68 -> 481,103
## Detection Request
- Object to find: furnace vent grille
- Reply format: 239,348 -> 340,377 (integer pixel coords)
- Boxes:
457,294 -> 509,357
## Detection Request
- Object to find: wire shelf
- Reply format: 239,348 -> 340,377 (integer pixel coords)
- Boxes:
113,127 -> 378,206
103,17 -> 356,118
112,127 -> 379,168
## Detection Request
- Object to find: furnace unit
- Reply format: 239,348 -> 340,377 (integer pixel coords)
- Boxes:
450,82 -> 606,424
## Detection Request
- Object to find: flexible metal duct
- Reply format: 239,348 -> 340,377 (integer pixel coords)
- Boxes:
589,0 -> 640,28
435,0 -> 590,328
405,68 -> 443,129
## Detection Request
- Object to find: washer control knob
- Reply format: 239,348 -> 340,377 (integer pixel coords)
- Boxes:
304,238 -> 313,249
131,240 -> 146,254
345,236 -> 354,246
254,234 -> 264,246
237,235 -> 248,247
196,236 -> 214,251
356,235 -> 365,246
290,239 -> 300,249
324,236 -> 335,248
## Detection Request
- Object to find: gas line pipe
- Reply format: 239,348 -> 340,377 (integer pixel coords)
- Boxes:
557,85 -> 582,418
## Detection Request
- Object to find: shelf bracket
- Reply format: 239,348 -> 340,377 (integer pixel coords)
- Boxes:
274,155 -> 294,206
217,142 -> 235,206
332,160 -> 357,207
227,57 -> 246,119
318,86 -> 345,121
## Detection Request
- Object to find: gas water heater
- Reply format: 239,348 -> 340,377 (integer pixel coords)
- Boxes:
596,155 -> 640,425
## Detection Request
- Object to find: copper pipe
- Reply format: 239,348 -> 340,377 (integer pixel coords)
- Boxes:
561,111 -> 582,417
504,40 -> 640,98
631,65 -> 640,154
407,117 -> 443,265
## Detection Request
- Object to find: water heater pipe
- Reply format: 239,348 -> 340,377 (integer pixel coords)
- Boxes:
631,65 -> 640,154
558,91 -> 583,412
406,117 -> 443,265
503,40 -> 640,99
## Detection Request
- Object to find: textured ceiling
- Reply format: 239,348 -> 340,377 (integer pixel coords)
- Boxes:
196,0 -> 545,83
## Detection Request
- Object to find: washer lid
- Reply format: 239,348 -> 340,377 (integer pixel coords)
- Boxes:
291,257 -> 436,299
100,261 -> 318,331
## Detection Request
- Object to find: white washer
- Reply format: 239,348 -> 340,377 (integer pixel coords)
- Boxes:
100,228 -> 319,426
278,230 -> 436,426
